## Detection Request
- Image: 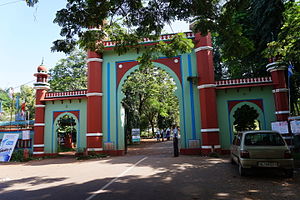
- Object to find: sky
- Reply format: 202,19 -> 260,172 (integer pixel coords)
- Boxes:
0,0 -> 189,92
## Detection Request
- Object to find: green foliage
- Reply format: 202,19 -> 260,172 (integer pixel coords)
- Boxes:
233,104 -> 259,132
0,89 -> 11,121
10,149 -> 25,162
264,1 -> 300,63
122,66 -> 179,137
49,49 -> 87,92
18,85 -> 35,120
27,0 -> 294,81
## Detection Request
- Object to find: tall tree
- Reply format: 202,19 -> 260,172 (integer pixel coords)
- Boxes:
27,1 -> 290,80
0,89 -> 11,121
18,85 -> 35,120
122,66 -> 179,137
49,49 -> 87,92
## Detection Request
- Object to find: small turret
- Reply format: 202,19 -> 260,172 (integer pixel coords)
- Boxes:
33,65 -> 50,90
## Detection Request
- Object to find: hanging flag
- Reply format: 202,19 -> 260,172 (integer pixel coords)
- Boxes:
0,101 -> 2,113
15,96 -> 20,110
288,63 -> 294,78
21,102 -> 26,118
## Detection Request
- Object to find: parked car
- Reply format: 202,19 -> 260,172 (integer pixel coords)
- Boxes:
231,130 -> 294,177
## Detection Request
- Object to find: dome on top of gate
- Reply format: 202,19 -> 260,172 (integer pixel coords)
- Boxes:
37,65 -> 47,73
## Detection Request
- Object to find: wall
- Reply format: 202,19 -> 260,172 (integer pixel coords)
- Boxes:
216,86 -> 276,149
44,99 -> 87,154
102,49 -> 202,151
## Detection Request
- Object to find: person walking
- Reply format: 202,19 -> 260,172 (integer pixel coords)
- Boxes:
173,125 -> 179,157
156,129 -> 160,141
166,127 -> 170,140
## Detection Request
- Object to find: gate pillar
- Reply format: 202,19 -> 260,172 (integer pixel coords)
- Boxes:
194,33 -> 220,154
33,65 -> 49,157
266,62 -> 289,121
86,50 -> 103,153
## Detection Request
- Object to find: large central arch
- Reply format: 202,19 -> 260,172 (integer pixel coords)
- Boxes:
116,61 -> 186,150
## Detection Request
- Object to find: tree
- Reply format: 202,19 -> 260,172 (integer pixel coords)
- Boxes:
233,104 -> 259,132
264,1 -> 299,64
0,89 -> 11,121
122,65 -> 179,139
17,85 -> 35,120
49,49 -> 87,92
27,1 -> 292,80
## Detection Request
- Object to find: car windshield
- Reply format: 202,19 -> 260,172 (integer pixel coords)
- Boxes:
244,132 -> 285,146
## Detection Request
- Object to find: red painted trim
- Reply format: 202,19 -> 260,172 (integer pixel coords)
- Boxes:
180,148 -> 201,155
53,111 -> 80,121
228,99 -> 264,113
154,57 -> 181,83
116,61 -> 139,87
0,128 -> 33,132
42,96 -> 87,101
102,150 -> 125,156
216,83 -> 273,90
87,136 -> 103,148
116,57 -> 182,87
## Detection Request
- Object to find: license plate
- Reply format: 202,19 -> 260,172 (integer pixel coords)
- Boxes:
258,162 -> 278,167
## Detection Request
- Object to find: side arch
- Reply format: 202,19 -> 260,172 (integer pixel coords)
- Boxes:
228,101 -> 266,143
51,112 -> 80,153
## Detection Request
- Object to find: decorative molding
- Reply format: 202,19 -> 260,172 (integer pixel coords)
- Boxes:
34,123 -> 45,126
216,77 -> 272,87
35,105 -> 46,108
86,133 -> 103,137
197,84 -> 216,89
33,82 -> 50,86
33,86 -> 50,90
33,152 -> 44,155
33,144 -> 45,147
45,90 -> 87,98
266,62 -> 287,72
87,58 -> 103,63
194,46 -> 213,52
87,148 -> 103,151
275,111 -> 290,114
201,128 -> 220,133
86,92 -> 103,97
272,88 -> 289,93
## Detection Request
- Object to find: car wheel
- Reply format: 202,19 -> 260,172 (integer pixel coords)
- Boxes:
285,169 -> 294,178
239,163 -> 247,176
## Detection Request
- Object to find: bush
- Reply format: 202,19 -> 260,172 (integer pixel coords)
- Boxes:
10,149 -> 25,162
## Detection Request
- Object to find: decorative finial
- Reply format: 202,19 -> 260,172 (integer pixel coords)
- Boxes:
41,57 -> 44,65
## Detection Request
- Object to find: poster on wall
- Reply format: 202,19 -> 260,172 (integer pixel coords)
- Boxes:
22,130 -> 30,140
290,120 -> 300,135
0,134 -> 19,162
271,121 -> 289,134
132,129 -> 141,143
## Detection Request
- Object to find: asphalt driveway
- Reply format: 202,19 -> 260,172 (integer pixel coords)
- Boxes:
0,140 -> 299,200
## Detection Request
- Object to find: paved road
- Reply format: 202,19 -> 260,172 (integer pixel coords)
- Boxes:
1,140 -> 299,200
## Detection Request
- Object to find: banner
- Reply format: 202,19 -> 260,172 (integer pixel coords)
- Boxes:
290,120 -> 300,135
271,121 -> 289,134
22,130 -> 30,140
132,129 -> 141,143
0,134 -> 19,162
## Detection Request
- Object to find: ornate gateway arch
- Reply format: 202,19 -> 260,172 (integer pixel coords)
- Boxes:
31,32 -> 289,156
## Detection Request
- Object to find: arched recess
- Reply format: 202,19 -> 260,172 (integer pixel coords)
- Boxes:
52,112 -> 80,153
115,61 -> 186,150
228,100 -> 266,144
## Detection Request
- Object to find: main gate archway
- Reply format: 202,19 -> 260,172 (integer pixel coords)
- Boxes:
116,61 -> 185,151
